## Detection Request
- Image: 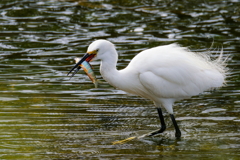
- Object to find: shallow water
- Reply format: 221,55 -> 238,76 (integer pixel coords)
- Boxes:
0,0 -> 239,159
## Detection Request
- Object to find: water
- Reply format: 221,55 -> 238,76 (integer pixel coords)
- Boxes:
0,0 -> 239,159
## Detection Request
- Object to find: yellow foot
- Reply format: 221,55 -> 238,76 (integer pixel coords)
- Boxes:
112,136 -> 136,145
112,130 -> 161,145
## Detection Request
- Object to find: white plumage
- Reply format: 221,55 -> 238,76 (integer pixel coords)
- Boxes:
68,39 -> 227,138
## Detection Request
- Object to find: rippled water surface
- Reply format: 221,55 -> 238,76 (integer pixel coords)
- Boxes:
0,0 -> 239,159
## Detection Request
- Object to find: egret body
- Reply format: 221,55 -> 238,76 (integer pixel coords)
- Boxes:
68,40 -> 227,138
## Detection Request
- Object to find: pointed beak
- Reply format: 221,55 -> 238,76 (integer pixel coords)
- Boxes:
67,52 -> 96,78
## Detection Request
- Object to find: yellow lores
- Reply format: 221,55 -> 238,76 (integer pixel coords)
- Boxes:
75,58 -> 98,88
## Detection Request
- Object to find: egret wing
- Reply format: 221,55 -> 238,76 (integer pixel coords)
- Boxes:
131,44 -> 224,98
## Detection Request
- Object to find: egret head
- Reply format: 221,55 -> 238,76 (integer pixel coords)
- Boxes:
67,39 -> 115,78
87,39 -> 115,60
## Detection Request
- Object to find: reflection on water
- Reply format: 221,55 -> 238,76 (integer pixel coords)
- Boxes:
0,0 -> 239,159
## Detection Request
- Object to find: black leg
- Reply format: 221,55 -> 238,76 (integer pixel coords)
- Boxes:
149,108 -> 166,136
170,114 -> 181,138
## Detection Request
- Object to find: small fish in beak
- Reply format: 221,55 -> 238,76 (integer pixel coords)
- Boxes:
67,50 -> 97,78
74,58 -> 99,88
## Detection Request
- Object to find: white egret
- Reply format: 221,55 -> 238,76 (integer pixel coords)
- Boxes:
68,40 -> 227,138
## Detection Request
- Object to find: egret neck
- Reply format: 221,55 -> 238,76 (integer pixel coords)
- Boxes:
99,49 -> 122,89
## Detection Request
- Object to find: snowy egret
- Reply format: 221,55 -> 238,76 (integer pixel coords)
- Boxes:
68,40 -> 227,138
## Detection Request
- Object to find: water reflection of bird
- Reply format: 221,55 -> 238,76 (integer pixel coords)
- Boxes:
68,40 -> 227,138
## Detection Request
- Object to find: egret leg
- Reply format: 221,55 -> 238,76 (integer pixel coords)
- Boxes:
149,108 -> 166,136
170,114 -> 181,138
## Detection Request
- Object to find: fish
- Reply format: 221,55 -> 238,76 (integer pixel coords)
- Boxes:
74,58 -> 99,88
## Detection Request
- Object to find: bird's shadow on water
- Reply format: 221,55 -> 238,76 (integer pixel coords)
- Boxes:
139,135 -> 181,147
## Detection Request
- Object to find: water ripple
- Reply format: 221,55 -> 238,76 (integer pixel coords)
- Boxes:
0,0 -> 239,159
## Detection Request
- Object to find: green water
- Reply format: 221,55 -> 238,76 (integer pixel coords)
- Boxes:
0,0 -> 239,159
